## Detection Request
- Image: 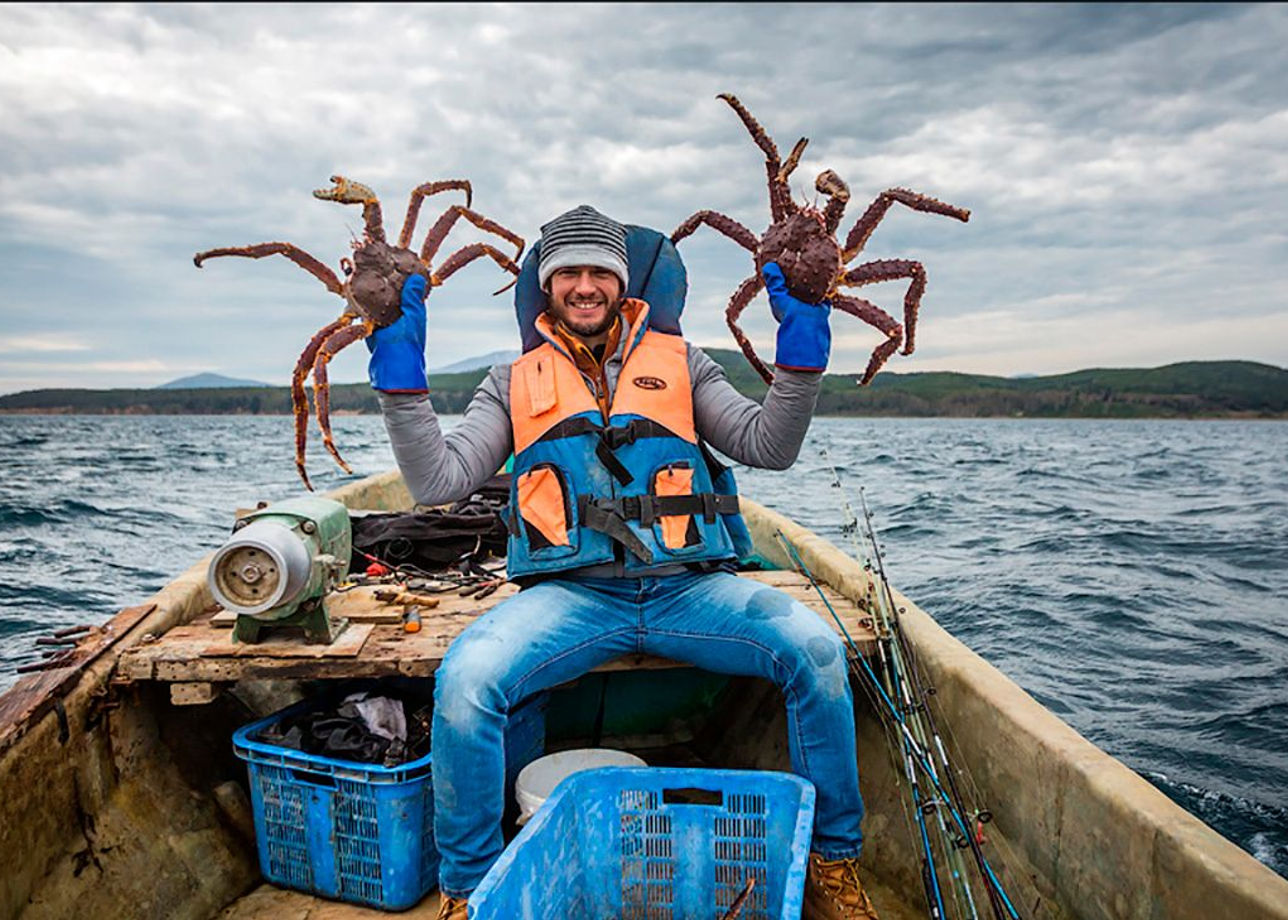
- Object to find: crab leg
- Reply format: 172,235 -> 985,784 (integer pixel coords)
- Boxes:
725,273 -> 773,386
432,243 -> 522,294
717,93 -> 798,223
193,243 -> 343,296
833,293 -> 903,385
840,259 -> 927,355
399,180 -> 473,250
843,188 -> 970,262
311,322 -> 372,474
291,313 -> 358,489
671,211 -> 759,251
420,206 -> 525,265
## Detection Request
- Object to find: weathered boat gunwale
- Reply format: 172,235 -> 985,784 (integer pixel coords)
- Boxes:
1,468 -> 1286,919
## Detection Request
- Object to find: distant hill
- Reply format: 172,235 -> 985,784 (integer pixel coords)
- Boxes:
1,357 -> 1284,419
429,350 -> 519,375
156,373 -> 271,389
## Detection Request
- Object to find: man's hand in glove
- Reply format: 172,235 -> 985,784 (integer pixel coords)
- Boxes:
367,274 -> 429,393
764,262 -> 831,373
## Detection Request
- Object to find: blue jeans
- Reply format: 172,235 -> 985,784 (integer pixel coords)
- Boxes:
430,571 -> 866,897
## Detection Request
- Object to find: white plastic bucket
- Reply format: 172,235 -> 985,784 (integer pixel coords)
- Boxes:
514,748 -> 647,825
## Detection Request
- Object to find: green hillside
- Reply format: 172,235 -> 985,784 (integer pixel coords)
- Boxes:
1,356 -> 1284,419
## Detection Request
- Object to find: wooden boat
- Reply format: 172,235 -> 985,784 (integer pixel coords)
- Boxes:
2,469 -> 1285,920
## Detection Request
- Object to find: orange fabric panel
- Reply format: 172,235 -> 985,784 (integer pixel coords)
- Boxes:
510,343 -> 600,454
655,466 -> 694,549
517,467 -> 570,547
610,329 -> 696,443
524,354 -> 557,417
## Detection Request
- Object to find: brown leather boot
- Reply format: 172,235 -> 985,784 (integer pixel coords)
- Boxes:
803,853 -> 880,920
435,894 -> 469,920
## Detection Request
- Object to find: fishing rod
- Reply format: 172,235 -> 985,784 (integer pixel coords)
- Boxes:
817,455 -> 995,920
774,527 -> 1022,920
851,487 -> 1012,920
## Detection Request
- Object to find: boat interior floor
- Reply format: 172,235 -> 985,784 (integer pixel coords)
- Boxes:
218,872 -> 924,919
123,567 -> 904,918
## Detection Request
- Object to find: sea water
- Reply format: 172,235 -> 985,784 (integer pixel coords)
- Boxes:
0,414 -> 1284,879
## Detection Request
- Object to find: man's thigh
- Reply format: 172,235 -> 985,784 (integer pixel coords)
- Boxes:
437,579 -> 637,703
642,572 -> 848,689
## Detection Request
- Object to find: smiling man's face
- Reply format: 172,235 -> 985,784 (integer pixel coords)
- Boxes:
546,265 -> 623,344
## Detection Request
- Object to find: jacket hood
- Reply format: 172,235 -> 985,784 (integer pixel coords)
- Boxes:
514,225 -> 688,353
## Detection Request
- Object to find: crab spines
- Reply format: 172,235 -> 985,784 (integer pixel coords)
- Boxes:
842,259 -> 927,355
191,242 -> 345,296
431,242 -> 522,290
815,170 -> 851,235
671,210 -> 759,252
313,175 -> 378,205
718,94 -> 780,165
717,93 -> 798,222
419,205 -> 525,268
843,188 -> 969,261
399,179 -> 473,250
314,175 -> 386,243
832,293 -> 903,385
312,322 -> 371,475
291,314 -> 358,489
777,137 -> 810,184
725,272 -> 773,386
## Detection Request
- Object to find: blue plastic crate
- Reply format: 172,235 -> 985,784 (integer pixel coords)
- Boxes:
232,700 -> 439,911
471,767 -> 816,920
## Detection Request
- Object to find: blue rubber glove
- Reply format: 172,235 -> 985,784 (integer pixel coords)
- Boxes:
366,273 -> 429,393
764,262 -> 831,373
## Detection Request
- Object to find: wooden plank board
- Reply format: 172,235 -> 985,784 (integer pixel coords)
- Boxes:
117,571 -> 874,686
0,603 -> 157,756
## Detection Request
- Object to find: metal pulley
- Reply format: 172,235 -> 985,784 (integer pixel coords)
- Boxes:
208,496 -> 352,643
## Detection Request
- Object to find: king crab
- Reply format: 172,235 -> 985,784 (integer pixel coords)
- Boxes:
194,176 -> 524,489
672,94 -> 970,385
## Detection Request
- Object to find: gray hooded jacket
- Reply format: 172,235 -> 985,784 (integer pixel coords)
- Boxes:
379,333 -> 822,576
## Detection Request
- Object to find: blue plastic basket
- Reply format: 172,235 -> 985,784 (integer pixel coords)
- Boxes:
232,700 -> 440,911
470,767 -> 816,920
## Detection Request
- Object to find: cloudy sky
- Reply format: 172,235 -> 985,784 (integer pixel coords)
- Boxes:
0,3 -> 1285,394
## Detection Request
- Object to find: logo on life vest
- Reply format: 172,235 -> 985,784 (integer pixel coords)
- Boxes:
633,376 -> 667,391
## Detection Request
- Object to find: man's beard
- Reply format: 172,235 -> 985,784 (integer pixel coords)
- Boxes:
559,296 -> 622,337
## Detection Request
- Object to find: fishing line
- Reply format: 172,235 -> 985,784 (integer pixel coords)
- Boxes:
774,528 -> 1022,920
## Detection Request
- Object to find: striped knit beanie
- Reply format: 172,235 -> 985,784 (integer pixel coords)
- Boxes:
537,205 -> 629,291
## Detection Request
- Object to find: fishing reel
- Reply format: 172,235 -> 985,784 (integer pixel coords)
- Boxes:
208,496 -> 352,644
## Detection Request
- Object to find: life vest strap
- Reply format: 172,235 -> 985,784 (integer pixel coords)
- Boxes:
578,496 -> 655,563
581,493 -> 740,528
535,416 -> 686,487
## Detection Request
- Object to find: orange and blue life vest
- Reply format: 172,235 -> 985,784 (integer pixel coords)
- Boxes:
507,299 -> 752,579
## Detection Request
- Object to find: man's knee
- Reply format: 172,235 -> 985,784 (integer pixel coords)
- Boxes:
435,631 -> 511,721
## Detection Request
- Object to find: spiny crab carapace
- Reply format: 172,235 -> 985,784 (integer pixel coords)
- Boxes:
194,176 -> 524,489
672,94 -> 970,385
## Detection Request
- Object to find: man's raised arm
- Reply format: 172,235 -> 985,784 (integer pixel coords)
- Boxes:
691,262 -> 829,470
369,275 -> 514,506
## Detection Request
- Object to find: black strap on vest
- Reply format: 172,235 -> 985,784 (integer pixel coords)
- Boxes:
578,496 -> 655,564
576,493 -> 741,562
535,416 -> 684,487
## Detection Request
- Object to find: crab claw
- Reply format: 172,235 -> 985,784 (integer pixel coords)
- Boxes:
815,169 -> 850,201
313,175 -> 377,205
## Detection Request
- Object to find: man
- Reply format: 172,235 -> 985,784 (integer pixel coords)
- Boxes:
369,205 -> 879,920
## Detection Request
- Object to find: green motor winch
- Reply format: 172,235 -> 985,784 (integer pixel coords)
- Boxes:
207,496 -> 352,644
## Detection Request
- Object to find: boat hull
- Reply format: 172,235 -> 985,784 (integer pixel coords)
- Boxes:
0,469 -> 1285,919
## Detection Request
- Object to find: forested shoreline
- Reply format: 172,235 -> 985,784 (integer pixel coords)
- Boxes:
2,353 -> 1285,419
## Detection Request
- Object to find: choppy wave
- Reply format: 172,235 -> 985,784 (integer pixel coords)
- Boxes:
0,414 -> 1284,880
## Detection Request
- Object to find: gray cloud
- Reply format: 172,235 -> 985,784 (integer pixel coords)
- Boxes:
0,2 -> 1284,393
